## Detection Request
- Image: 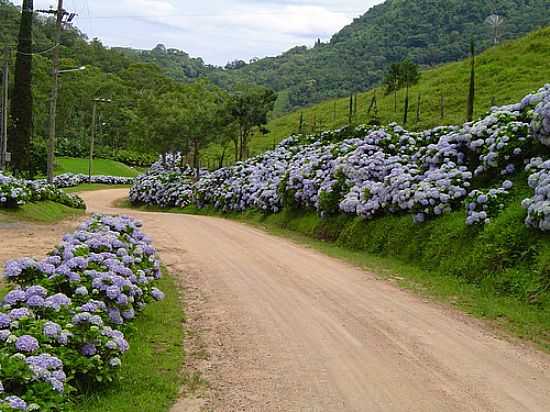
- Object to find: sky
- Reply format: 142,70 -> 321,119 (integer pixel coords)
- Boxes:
12,0 -> 384,66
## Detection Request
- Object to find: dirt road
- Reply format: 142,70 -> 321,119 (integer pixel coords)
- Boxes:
80,189 -> 550,411
0,219 -> 78,288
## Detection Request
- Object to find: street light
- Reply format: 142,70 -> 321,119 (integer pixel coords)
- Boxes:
58,66 -> 86,74
89,98 -> 112,182
47,65 -> 87,183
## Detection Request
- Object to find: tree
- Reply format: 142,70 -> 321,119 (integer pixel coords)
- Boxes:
485,14 -> 505,44
228,85 -> 276,161
9,0 -> 33,176
383,63 -> 400,113
225,60 -> 247,70
383,60 -> 420,115
466,38 -> 476,122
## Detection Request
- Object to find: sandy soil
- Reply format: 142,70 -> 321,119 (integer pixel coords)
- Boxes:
0,218 -> 79,287
75,188 -> 550,412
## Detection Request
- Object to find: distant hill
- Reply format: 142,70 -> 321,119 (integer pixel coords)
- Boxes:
230,27 -> 550,158
207,0 -> 550,112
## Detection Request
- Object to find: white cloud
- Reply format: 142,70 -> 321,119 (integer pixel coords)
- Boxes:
11,0 -> 383,65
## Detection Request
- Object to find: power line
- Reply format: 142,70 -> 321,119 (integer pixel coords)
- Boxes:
75,10 -> 365,20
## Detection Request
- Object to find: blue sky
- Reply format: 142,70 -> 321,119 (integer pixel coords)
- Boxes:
13,0 -> 384,65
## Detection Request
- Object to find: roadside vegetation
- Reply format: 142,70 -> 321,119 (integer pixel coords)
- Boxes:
126,81 -> 550,351
249,27 -> 550,155
0,215 -> 177,410
79,271 -> 185,412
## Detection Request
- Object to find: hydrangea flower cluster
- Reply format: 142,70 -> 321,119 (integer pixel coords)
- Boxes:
1,214 -> 165,411
465,181 -> 513,226
129,85 -> 550,231
0,173 -> 85,210
0,173 -> 32,208
49,174 -> 134,189
523,157 -> 550,231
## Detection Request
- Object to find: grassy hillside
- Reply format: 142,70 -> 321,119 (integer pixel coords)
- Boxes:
244,27 -> 550,156
0,201 -> 84,223
56,158 -> 140,178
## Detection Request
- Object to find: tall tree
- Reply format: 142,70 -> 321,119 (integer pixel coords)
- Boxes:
228,85 -> 276,161
384,63 -> 400,113
9,0 -> 33,176
466,38 -> 476,122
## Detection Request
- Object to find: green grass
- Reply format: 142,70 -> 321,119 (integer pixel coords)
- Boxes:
210,27 -> 550,159
63,184 -> 131,194
0,201 -> 84,223
56,157 -> 140,178
78,271 -> 187,412
119,193 -> 550,352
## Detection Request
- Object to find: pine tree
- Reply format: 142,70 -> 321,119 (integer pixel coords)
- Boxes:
466,38 -> 476,122
9,0 -> 33,176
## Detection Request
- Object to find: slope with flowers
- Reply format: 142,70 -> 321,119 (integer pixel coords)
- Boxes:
130,85 -> 550,328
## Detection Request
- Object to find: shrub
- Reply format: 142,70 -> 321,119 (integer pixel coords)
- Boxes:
0,215 -> 165,411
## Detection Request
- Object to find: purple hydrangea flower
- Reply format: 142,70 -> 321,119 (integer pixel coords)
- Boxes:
4,260 -> 24,279
9,307 -> 32,320
5,396 -> 27,410
81,343 -> 97,357
0,330 -> 11,342
75,286 -> 88,296
15,335 -> 39,353
44,293 -> 71,311
0,313 -> 11,328
26,295 -> 45,308
151,288 -> 165,301
25,285 -> 48,299
43,321 -> 62,338
3,289 -> 26,305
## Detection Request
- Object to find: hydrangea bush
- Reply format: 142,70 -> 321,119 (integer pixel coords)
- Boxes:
1,173 -> 85,211
130,85 -> 550,232
0,214 -> 165,411
50,174 -> 134,189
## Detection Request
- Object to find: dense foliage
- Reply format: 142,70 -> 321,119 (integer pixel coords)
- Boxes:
131,85 -> 550,233
0,173 -> 85,210
0,172 -> 132,210
0,214 -> 165,410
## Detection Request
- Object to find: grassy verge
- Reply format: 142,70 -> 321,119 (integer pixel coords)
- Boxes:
119,198 -> 550,352
63,184 -> 131,194
0,201 -> 84,224
78,270 -> 186,412
56,157 -> 140,178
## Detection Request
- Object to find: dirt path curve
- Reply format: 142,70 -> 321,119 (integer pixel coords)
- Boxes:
82,189 -> 550,412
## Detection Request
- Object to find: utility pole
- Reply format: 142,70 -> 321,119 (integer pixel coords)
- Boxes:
0,47 -> 9,170
89,98 -> 112,182
38,1 -> 72,183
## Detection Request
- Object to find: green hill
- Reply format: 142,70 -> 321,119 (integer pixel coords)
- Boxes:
55,158 -> 140,177
242,27 -> 550,156
208,0 -> 550,111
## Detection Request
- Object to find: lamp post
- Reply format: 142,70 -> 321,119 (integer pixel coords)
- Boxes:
89,98 -> 112,182
46,65 -> 86,183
